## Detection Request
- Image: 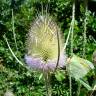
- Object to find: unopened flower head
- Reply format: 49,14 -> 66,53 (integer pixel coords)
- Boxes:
25,14 -> 67,71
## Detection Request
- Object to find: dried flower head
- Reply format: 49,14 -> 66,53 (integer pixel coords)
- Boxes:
25,14 -> 67,71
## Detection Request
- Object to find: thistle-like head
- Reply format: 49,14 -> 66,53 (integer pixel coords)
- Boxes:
25,14 -> 67,71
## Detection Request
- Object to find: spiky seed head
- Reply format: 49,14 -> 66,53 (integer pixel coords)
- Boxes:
25,14 -> 67,71
26,14 -> 63,61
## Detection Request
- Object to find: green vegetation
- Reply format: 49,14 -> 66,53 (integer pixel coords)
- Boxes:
0,0 -> 96,96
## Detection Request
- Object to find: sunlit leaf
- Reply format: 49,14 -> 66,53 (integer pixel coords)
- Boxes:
39,73 -> 43,80
55,70 -> 65,81
78,79 -> 92,90
67,55 -> 94,80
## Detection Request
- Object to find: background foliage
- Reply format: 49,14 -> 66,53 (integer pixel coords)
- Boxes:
0,0 -> 96,96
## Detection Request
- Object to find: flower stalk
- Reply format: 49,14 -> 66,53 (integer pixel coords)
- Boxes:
44,72 -> 52,96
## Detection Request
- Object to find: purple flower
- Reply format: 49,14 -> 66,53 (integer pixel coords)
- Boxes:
25,51 -> 67,71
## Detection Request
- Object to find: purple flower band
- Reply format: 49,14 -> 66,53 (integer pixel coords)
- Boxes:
25,52 -> 67,71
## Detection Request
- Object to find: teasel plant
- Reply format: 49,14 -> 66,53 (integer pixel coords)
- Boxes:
3,0 -> 95,96
24,13 -> 67,95
3,3 -> 67,96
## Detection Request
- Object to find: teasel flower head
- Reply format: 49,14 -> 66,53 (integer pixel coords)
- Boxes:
25,14 -> 67,71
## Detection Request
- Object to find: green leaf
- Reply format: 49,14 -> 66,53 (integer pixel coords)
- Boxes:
67,55 -> 94,79
39,73 -> 43,80
55,70 -> 65,81
78,79 -> 92,90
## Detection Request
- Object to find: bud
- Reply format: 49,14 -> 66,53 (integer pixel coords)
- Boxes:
25,14 -> 67,71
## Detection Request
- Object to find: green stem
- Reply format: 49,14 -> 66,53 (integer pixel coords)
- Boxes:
3,35 -> 29,70
12,9 -> 18,51
69,0 -> 75,96
71,0 -> 75,56
77,82 -> 81,96
63,20 -> 72,50
79,79 -> 92,91
77,1 -> 88,95
90,85 -> 96,96
83,0 -> 88,58
44,72 -> 52,96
